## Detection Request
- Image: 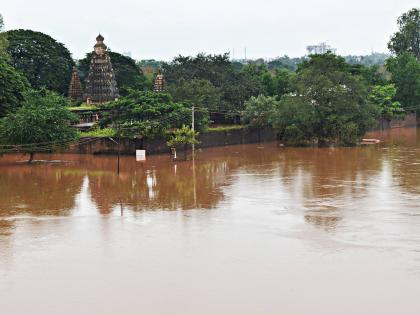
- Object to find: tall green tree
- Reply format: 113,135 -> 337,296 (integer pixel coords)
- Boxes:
388,8 -> 420,60
272,54 -> 380,145
0,90 -> 78,162
242,95 -> 279,128
0,58 -> 29,117
78,51 -> 149,96
0,13 -> 9,59
6,29 -> 74,94
386,52 -> 420,111
368,84 -> 405,120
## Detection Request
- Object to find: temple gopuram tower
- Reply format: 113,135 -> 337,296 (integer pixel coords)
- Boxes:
153,69 -> 166,92
68,67 -> 83,101
85,34 -> 119,104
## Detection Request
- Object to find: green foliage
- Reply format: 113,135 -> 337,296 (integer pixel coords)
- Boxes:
272,54 -> 380,146
242,95 -> 279,128
168,78 -> 221,111
369,84 -> 405,120
167,125 -> 200,148
79,127 -> 116,138
162,53 -> 261,120
388,8 -> 420,60
207,125 -> 245,132
0,58 -> 29,117
386,52 -> 420,111
0,90 -> 78,153
6,29 -> 74,94
78,51 -> 149,96
0,13 -> 9,60
100,90 -> 204,139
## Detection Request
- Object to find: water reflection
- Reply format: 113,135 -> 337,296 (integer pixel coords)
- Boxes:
0,128 -> 419,235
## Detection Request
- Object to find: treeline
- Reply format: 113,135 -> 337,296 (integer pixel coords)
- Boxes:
0,8 -> 420,156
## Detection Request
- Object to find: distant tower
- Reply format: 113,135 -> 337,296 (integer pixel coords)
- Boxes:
68,67 -> 83,101
153,69 -> 165,92
85,34 -> 119,104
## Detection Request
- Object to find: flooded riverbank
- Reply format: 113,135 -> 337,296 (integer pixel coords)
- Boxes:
1,127 -> 420,314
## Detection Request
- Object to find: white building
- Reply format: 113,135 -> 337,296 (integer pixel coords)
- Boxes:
306,42 -> 337,55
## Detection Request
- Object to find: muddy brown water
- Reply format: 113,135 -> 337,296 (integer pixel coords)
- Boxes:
1,127 -> 420,314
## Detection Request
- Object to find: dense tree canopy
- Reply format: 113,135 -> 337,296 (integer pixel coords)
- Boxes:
162,53 -> 261,119
242,95 -> 278,128
0,58 -> 29,117
100,91 -> 208,140
6,29 -> 74,94
78,51 -> 149,96
386,52 -> 420,111
388,8 -> 420,60
272,54 -> 380,145
368,84 -> 405,120
0,90 -> 78,161
0,13 -> 8,59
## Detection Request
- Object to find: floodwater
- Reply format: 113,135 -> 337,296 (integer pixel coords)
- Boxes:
1,128 -> 420,315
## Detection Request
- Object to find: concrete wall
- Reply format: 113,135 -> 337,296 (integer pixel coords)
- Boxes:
376,112 -> 417,130
66,127 -> 276,155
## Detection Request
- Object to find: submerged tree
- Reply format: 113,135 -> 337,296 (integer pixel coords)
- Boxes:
0,90 -> 78,163
167,125 -> 200,160
272,54 -> 380,146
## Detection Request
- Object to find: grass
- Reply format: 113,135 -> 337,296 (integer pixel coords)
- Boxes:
208,124 -> 245,132
67,104 -> 99,111
78,128 -> 116,138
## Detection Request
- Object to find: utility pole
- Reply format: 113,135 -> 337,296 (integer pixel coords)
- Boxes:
191,105 -> 195,154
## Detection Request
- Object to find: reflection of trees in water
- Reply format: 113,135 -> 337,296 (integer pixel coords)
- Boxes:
88,159 -> 232,214
272,147 -> 386,230
0,165 -> 83,216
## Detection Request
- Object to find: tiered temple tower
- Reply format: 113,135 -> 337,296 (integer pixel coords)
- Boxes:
85,34 -> 119,104
68,67 -> 83,101
153,69 -> 166,92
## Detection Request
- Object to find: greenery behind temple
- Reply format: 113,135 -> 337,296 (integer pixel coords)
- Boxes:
0,8 -> 420,153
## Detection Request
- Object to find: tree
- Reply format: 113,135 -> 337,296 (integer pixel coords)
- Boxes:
0,90 -> 78,162
167,125 -> 200,160
386,52 -> 420,111
167,78 -> 219,128
78,51 -> 149,96
100,91 -> 206,143
369,84 -> 405,120
6,29 -> 74,94
0,58 -> 29,117
388,8 -> 420,60
272,54 -> 380,146
242,95 -> 278,128
162,53 -> 261,121
0,13 -> 9,59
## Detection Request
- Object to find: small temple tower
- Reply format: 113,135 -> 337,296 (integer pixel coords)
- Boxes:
153,69 -> 166,92
85,34 -> 119,104
68,67 -> 83,101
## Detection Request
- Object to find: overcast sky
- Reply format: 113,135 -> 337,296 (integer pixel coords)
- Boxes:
2,0 -> 419,61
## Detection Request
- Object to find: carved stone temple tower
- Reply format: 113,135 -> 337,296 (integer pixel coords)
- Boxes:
68,67 -> 83,101
153,69 -> 166,92
85,34 -> 119,104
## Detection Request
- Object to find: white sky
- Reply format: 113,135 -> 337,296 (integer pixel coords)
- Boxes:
1,0 -> 419,61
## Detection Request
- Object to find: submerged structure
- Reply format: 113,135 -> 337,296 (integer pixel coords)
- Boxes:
153,69 -> 165,92
68,67 -> 83,101
85,34 -> 119,104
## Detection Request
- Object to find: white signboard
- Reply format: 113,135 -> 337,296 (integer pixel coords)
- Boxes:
136,150 -> 146,161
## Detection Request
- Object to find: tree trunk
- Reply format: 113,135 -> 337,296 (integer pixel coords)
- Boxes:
28,152 -> 34,164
